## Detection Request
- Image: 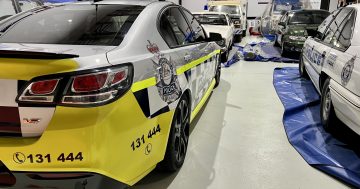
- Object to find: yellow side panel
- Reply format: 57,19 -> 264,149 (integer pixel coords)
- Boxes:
0,92 -> 174,186
191,79 -> 216,123
0,58 -> 78,80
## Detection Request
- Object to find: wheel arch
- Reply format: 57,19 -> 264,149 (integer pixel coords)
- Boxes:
319,71 -> 330,92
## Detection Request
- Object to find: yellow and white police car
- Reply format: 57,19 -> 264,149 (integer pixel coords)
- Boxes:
0,1 -> 222,188
299,5 -> 360,134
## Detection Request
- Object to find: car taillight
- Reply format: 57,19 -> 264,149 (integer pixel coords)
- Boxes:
72,73 -> 108,93
17,64 -> 133,107
30,79 -> 59,95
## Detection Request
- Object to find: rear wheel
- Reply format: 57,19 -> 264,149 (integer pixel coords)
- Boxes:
229,41 -> 233,51
221,50 -> 229,63
321,78 -> 339,131
234,34 -> 242,43
299,53 -> 309,78
161,95 -> 190,171
214,55 -> 221,88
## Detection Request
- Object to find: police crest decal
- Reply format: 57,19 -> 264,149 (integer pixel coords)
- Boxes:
147,41 -> 182,103
341,56 -> 356,86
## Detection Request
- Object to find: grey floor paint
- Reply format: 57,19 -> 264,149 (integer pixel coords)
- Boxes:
133,37 -> 349,189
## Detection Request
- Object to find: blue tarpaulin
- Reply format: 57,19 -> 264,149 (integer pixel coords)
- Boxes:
224,43 -> 298,67
273,67 -> 360,188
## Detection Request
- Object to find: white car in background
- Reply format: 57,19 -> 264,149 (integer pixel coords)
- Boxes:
299,5 -> 360,135
193,11 -> 235,62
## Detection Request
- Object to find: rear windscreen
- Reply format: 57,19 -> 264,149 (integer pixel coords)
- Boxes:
0,4 -> 144,46
194,14 -> 228,25
209,5 -> 240,15
289,11 -> 330,25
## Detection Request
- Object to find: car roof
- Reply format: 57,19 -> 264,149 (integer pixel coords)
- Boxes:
76,0 -> 166,6
192,11 -> 228,15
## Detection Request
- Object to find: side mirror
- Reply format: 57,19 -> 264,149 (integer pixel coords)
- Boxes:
307,29 -> 322,39
209,32 -> 223,42
208,32 -> 225,47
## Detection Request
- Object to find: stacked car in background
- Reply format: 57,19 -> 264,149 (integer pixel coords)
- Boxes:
275,9 -> 330,56
193,12 -> 235,62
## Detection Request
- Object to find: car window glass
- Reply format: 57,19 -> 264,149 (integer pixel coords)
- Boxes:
0,4 -> 144,46
182,9 -> 206,43
0,0 -> 16,20
288,11 -> 329,25
159,7 -> 193,47
19,0 -> 41,12
159,9 -> 179,47
279,14 -> 287,24
317,9 -> 340,38
333,11 -> 355,50
323,8 -> 352,44
226,15 -> 232,25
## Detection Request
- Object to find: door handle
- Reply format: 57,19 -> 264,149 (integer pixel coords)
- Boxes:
322,51 -> 327,58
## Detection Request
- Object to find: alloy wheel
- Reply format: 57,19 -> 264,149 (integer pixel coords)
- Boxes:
174,99 -> 189,163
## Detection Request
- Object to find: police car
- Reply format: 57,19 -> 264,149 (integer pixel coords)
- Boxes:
0,1 -> 222,188
299,5 -> 360,135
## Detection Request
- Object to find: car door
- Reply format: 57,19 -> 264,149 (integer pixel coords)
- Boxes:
277,13 -> 288,44
324,8 -> 356,90
181,8 -> 218,111
303,8 -> 350,91
158,6 -> 217,112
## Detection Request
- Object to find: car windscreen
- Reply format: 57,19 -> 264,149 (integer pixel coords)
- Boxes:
209,5 -> 240,15
194,14 -> 228,25
0,4 -> 144,46
289,11 -> 330,25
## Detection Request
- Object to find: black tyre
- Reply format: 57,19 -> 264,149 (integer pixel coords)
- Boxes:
320,78 -> 339,131
161,95 -> 190,172
281,42 -> 288,57
221,50 -> 229,63
234,34 -> 242,43
299,53 -> 309,78
214,55 -> 221,88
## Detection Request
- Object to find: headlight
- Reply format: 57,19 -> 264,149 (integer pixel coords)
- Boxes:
289,36 -> 307,41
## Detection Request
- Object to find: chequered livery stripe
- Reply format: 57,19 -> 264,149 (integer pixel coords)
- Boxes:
131,49 -> 220,93
0,79 -> 55,137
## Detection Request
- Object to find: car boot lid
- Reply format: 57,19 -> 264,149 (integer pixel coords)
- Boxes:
0,43 -> 116,59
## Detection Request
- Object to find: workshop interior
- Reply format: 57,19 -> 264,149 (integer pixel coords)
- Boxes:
0,0 -> 360,188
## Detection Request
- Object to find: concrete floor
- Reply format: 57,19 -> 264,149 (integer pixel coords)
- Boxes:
133,37 -> 349,189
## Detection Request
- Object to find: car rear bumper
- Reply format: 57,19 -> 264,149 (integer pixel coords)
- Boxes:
330,80 -> 360,135
0,161 -> 128,189
0,91 -> 174,186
